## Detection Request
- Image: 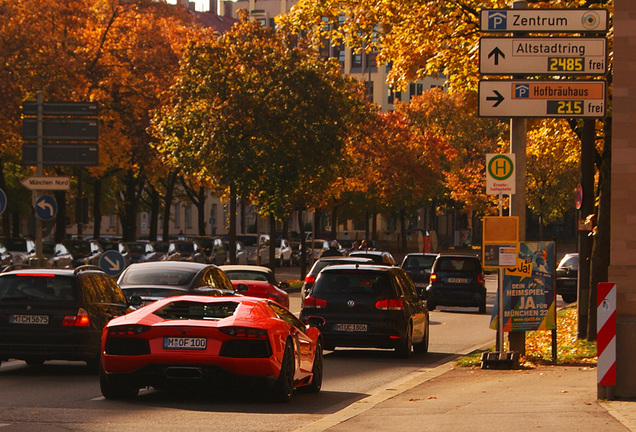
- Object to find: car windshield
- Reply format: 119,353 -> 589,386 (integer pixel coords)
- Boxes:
42,242 -> 55,255
224,270 -> 269,282
0,274 -> 76,302
314,271 -> 392,297
403,255 -> 436,269
275,239 -> 285,248
154,300 -> 239,320
64,241 -> 90,255
120,268 -> 197,286
4,239 -> 28,252
558,255 -> 579,270
194,238 -> 213,248
236,235 -> 258,247
99,241 -> 119,251
150,242 -> 169,253
127,243 -> 145,254
174,243 -> 195,252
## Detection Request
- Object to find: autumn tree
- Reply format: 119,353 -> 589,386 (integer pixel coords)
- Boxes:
153,13 -> 370,269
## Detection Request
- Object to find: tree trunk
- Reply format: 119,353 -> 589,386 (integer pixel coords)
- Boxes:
269,214 -> 276,272
0,159 -> 8,237
162,171 -> 178,241
299,210 -> 307,278
229,184 -> 237,264
92,179 -> 102,240
54,190 -> 66,242
149,187 -> 159,241
400,209 -> 407,252
330,205 -> 338,239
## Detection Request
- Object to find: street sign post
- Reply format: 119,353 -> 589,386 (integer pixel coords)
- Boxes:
21,176 -> 71,191
480,8 -> 609,33
99,250 -> 126,277
479,37 -> 607,76
479,80 -> 606,118
35,194 -> 57,221
486,153 -> 515,195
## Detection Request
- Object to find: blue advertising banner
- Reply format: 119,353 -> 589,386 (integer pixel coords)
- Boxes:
490,241 -> 556,332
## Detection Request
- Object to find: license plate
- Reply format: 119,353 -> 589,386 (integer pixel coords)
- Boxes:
10,314 -> 49,325
163,337 -> 207,350
336,323 -> 368,332
448,278 -> 468,283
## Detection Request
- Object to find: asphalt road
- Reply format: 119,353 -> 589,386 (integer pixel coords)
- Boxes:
0,269 -> 499,431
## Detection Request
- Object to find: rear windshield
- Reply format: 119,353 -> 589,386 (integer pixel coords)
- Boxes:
403,255 -> 436,269
154,300 -> 238,320
313,271 -> 394,297
120,268 -> 196,286
0,274 -> 76,302
224,270 -> 268,282
436,258 -> 481,272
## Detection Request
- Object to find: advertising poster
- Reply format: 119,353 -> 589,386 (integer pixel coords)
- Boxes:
490,241 -> 556,332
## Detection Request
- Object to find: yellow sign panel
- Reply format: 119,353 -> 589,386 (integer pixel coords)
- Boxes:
483,216 -> 519,243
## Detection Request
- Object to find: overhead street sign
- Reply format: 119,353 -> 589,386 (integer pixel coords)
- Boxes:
21,176 -> 71,191
480,37 -> 607,76
22,101 -> 98,117
22,143 -> 99,166
22,118 -> 98,141
480,8 -> 608,33
479,80 -> 606,118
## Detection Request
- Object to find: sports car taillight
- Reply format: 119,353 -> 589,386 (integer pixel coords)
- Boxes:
108,324 -> 151,336
303,296 -> 327,309
375,299 -> 404,310
219,327 -> 268,339
62,308 -> 90,327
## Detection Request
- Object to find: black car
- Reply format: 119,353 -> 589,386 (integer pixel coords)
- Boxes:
192,236 -> 227,266
556,253 -> 578,303
117,261 -> 237,307
348,250 -> 397,266
426,254 -> 487,313
400,253 -> 438,288
0,266 -> 132,369
51,239 -> 101,268
300,264 -> 429,358
301,256 -> 374,300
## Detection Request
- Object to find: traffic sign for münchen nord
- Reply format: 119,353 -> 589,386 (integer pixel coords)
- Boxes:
478,80 -> 606,118
480,9 -> 608,33
479,37 -> 607,76
486,153 -> 515,195
21,176 -> 71,191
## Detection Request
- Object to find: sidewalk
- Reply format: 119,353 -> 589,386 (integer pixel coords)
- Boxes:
296,363 -> 636,432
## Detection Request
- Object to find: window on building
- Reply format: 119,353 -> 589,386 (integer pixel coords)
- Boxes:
351,49 -> 362,69
388,88 -> 401,104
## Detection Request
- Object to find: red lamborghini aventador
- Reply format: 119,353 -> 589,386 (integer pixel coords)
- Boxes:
100,295 -> 323,402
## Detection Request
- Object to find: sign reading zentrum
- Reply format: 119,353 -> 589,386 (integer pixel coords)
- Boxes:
480,37 -> 607,76
480,8 -> 608,33
479,80 -> 606,118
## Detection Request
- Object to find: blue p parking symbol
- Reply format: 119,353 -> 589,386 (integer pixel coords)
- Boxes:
488,11 -> 507,30
514,84 -> 530,99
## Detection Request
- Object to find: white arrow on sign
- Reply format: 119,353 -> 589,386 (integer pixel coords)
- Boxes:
37,199 -> 55,216
22,176 -> 71,191
103,255 -> 121,272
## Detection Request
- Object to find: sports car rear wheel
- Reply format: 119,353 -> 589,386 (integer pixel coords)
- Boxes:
100,367 -> 139,400
273,342 -> 294,403
305,341 -> 323,393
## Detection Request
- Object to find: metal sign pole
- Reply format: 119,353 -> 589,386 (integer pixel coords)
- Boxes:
497,193 -> 504,352
35,91 -> 43,264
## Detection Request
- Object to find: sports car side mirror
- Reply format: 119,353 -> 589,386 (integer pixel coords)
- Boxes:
305,316 -> 325,328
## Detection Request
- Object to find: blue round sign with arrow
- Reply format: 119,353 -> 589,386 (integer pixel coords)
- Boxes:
0,188 -> 6,216
35,194 -> 57,221
99,250 -> 126,277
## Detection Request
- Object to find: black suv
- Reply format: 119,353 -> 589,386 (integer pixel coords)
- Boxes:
0,266 -> 132,369
425,255 -> 487,313
300,264 -> 429,358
